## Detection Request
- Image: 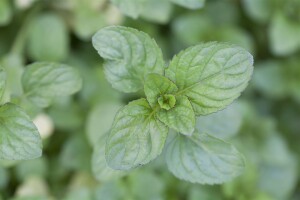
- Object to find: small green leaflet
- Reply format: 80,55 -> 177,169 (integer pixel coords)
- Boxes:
170,0 -> 205,9
0,103 -> 42,160
166,42 -> 253,115
28,13 -> 69,62
157,96 -> 195,136
92,137 -> 126,181
0,68 -> 6,104
166,131 -> 245,184
22,62 -> 82,108
92,26 -> 165,93
144,73 -> 178,108
105,98 -> 168,170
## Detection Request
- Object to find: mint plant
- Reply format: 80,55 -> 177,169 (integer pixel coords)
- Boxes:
0,62 -> 82,161
92,26 -> 254,184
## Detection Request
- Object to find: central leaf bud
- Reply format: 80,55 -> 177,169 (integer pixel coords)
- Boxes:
158,94 -> 176,110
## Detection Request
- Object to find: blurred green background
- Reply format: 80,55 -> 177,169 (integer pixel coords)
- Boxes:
0,0 -> 300,199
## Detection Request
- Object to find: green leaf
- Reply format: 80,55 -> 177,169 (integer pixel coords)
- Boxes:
170,0 -> 205,9
86,102 -> 123,146
0,67 -> 6,104
144,73 -> 178,108
253,61 -> 287,98
269,13 -> 300,56
111,0 -> 144,19
157,96 -> 195,136
166,42 -> 253,115
166,131 -> 245,184
22,62 -> 82,108
140,0 -> 172,24
196,103 -> 242,139
242,0 -> 273,24
92,137 -> 126,181
0,0 -> 12,26
92,26 -> 165,93
0,103 -> 42,160
105,98 -> 168,170
28,13 -> 69,61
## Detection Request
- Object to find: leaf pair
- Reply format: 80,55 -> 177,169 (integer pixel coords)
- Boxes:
0,62 -> 82,161
92,26 -> 253,184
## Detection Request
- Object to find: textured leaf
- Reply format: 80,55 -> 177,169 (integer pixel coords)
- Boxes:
157,96 -> 195,136
166,42 -> 253,115
106,98 -> 168,170
0,68 -> 6,103
92,26 -> 165,93
0,103 -> 42,160
92,138 -> 125,181
144,73 -> 178,108
170,0 -> 205,9
269,13 -> 300,56
28,13 -> 69,61
196,103 -> 242,139
166,131 -> 245,184
22,62 -> 82,108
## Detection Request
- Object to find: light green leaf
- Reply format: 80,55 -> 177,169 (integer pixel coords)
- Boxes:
170,0 -> 205,9
144,73 -> 178,108
28,13 -> 69,61
92,137 -> 126,181
196,103 -> 242,139
0,103 -> 42,160
92,26 -> 165,93
0,67 -> 6,104
86,102 -> 123,146
157,96 -> 195,136
242,0 -> 273,24
253,61 -> 287,98
140,0 -> 172,24
269,13 -> 300,56
166,131 -> 245,184
106,98 -> 168,170
111,0 -> 144,19
166,42 -> 253,115
22,62 -> 82,108
0,0 -> 12,26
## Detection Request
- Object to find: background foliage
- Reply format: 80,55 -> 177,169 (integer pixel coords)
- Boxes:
0,0 -> 300,199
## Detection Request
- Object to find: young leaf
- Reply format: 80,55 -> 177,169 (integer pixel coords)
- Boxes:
144,73 -> 178,108
105,98 -> 168,170
0,68 -> 6,104
22,62 -> 82,108
0,103 -> 42,160
28,13 -> 69,61
92,138 -> 126,181
170,0 -> 205,9
196,103 -> 242,139
157,96 -> 195,136
166,42 -> 253,115
166,131 -> 245,184
92,26 -> 165,93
